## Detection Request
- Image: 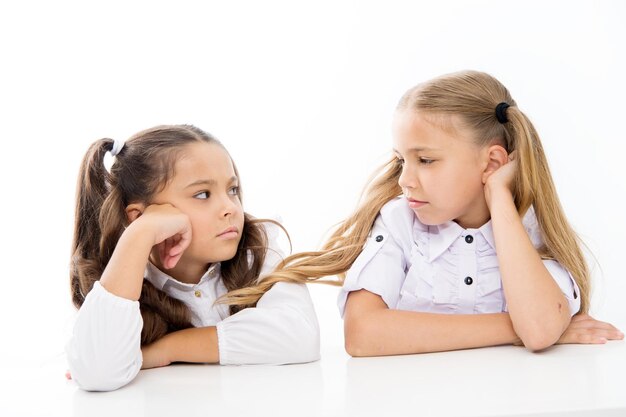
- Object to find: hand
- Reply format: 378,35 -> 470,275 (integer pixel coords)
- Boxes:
484,151 -> 517,209
133,204 -> 192,269
557,314 -> 624,344
141,339 -> 172,370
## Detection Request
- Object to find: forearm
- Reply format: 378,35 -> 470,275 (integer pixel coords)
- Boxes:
143,327 -> 219,367
100,221 -> 155,301
344,291 -> 520,357
489,189 -> 570,349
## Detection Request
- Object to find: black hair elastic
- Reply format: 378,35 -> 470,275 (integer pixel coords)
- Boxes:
495,102 -> 510,124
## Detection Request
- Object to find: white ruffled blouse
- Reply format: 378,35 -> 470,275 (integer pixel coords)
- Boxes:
338,197 -> 581,317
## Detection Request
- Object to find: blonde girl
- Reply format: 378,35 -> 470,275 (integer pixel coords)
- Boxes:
66,125 -> 319,391
227,70 -> 622,355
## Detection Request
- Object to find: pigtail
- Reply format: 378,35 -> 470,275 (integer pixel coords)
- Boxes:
506,108 -> 591,313
70,131 -> 194,346
139,281 -> 193,344
70,139 -> 117,307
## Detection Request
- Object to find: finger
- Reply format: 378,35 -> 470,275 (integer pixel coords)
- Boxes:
583,328 -> 622,340
559,333 -> 607,345
168,234 -> 185,256
170,228 -> 192,257
561,327 -> 624,344
571,314 -> 618,327
166,253 -> 183,269
157,241 -> 167,265
577,334 -> 608,344
570,319 -> 621,332
163,237 -> 176,269
585,328 -> 625,340
157,238 -> 173,269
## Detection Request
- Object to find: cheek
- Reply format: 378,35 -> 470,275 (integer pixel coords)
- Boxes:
233,206 -> 245,228
433,166 -> 482,197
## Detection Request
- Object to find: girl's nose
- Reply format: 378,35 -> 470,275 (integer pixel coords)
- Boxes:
398,165 -> 416,190
221,195 -> 238,217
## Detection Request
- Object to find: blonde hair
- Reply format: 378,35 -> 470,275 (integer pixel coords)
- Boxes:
221,70 -> 590,314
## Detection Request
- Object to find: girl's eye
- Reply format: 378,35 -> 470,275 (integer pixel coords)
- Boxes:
419,158 -> 435,165
228,186 -> 239,196
194,191 -> 210,199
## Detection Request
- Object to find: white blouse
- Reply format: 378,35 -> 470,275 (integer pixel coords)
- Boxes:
66,223 -> 320,392
338,197 -> 581,317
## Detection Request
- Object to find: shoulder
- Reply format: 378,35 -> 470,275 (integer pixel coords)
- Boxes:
374,197 -> 418,246
360,197 -> 417,254
379,197 -> 415,228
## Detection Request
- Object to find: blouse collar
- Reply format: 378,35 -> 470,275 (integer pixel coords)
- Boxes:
144,262 -> 221,291
417,206 -> 538,263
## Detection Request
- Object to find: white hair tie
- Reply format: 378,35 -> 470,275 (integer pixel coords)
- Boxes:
110,139 -> 125,157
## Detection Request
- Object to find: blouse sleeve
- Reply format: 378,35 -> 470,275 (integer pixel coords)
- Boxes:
521,208 -> 582,316
542,259 -> 581,316
337,215 -> 408,317
215,220 -> 320,365
65,281 -> 143,391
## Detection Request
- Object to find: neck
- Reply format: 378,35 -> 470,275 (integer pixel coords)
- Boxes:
454,197 -> 491,229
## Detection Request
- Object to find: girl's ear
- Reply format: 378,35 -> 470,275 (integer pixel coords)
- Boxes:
125,203 -> 146,223
482,144 -> 509,184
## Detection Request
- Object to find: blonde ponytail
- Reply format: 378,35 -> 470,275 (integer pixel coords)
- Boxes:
507,108 -> 590,312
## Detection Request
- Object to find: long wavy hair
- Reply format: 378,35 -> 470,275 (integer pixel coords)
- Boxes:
220,70 -> 590,314
71,124 -> 276,345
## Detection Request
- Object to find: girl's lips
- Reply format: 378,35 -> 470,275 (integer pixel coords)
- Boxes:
217,226 -> 239,239
407,198 -> 427,209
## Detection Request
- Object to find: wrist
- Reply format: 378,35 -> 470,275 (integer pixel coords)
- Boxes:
159,335 -> 175,365
124,217 -> 160,248
484,184 -> 514,211
153,335 -> 174,366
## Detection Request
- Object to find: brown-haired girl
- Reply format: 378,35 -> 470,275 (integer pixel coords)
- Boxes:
66,125 -> 319,391
236,70 -> 622,356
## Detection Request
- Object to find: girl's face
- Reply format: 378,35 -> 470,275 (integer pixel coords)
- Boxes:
392,110 -> 490,229
151,142 -> 245,276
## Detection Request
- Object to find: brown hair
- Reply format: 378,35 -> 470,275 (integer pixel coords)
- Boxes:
222,70 -> 590,314
71,125 -> 273,345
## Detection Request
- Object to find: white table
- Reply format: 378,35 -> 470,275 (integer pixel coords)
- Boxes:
5,340 -> 625,417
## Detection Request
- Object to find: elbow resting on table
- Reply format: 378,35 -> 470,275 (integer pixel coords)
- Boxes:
66,341 -> 140,392
344,316 -> 380,357
521,333 -> 558,352
68,360 -> 137,392
517,317 -> 569,352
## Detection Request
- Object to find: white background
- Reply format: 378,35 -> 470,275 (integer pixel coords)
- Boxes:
1,0 -> 625,370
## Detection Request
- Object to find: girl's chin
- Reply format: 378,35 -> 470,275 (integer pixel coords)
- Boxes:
412,210 -> 446,226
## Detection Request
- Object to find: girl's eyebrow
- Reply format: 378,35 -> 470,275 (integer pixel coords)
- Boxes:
393,147 -> 438,154
185,176 -> 238,188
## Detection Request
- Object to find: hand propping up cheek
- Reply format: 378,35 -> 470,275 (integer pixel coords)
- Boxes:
483,150 -> 517,209
130,203 -> 192,269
